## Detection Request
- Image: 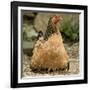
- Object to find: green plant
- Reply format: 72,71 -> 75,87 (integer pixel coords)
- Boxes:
60,17 -> 79,42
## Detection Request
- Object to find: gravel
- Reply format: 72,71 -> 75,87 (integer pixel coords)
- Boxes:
22,42 -> 79,78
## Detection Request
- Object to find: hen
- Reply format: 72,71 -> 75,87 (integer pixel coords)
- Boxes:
30,15 -> 69,72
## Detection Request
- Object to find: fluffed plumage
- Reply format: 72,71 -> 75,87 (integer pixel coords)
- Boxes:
30,15 -> 69,72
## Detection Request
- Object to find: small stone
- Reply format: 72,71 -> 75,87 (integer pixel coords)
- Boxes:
69,60 -> 79,74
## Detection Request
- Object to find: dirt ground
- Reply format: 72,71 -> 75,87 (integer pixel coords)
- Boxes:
22,42 -> 79,78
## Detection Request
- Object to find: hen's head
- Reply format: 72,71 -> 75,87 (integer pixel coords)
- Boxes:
51,15 -> 63,25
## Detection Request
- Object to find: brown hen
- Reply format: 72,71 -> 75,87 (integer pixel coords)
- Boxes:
30,15 -> 69,72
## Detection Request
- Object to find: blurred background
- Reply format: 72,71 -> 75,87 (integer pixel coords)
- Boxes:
22,11 -> 79,42
22,11 -> 79,52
